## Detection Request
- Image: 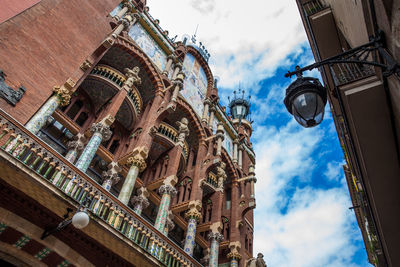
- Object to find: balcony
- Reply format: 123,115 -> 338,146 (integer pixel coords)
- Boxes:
157,122 -> 189,160
0,109 -> 202,267
200,172 -> 219,195
303,0 -> 325,16
329,63 -> 375,86
90,64 -> 143,115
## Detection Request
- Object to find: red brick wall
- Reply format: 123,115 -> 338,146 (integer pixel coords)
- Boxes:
0,0 -> 120,123
0,0 -> 41,24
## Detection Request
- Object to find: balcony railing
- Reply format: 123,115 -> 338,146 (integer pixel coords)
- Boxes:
303,0 -> 325,16
330,63 -> 375,86
158,122 -> 189,160
90,65 -> 143,115
0,109 -> 201,267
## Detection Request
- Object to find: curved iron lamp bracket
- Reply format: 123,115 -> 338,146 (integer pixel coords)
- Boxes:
285,30 -> 400,78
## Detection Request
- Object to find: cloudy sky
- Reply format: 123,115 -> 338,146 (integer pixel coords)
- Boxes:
148,0 -> 371,266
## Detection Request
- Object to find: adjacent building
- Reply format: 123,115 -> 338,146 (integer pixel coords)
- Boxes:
296,0 -> 400,266
0,0 -> 257,266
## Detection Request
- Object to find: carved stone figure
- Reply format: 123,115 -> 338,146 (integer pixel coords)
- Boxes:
124,66 -> 141,89
246,253 -> 267,267
176,117 -> 189,143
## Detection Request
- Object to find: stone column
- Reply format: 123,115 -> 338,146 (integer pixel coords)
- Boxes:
65,133 -> 86,163
118,148 -> 148,205
232,139 -> 239,164
112,12 -> 136,38
227,242 -> 242,267
208,227 -> 223,267
183,200 -> 202,255
154,176 -> 178,233
75,116 -> 114,172
163,54 -> 176,76
216,123 -> 225,156
171,62 -> 183,79
26,80 -> 75,134
238,145 -> 243,169
216,162 -> 227,191
208,106 -> 216,127
113,3 -> 130,21
101,162 -> 121,191
202,98 -> 211,124
248,165 -> 256,198
170,72 -> 185,103
130,187 -> 149,215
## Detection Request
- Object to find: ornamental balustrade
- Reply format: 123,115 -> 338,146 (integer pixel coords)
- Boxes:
90,64 -> 143,115
158,122 -> 189,160
0,109 -> 202,267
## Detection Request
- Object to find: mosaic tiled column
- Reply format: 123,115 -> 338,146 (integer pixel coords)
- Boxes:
183,200 -> 202,256
208,232 -> 223,267
65,133 -> 86,163
25,85 -> 73,134
118,155 -> 147,205
154,184 -> 177,233
227,242 -> 242,267
75,117 -> 113,172
130,187 -> 149,215
101,162 -> 121,191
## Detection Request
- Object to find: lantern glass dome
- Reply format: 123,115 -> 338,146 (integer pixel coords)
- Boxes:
292,92 -> 325,127
231,102 -> 248,120
284,74 -> 327,128
72,211 -> 90,229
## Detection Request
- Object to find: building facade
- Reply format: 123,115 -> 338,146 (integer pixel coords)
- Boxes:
296,0 -> 400,266
0,0 -> 257,266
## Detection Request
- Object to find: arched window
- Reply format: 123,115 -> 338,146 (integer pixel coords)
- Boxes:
176,177 -> 192,204
61,91 -> 94,129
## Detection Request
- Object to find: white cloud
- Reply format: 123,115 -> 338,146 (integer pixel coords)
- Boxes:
148,0 -> 307,90
325,161 -> 345,181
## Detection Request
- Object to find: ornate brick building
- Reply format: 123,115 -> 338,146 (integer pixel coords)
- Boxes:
0,0 -> 257,266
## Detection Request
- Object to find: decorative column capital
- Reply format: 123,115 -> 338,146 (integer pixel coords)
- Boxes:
185,200 -> 202,221
227,241 -> 242,260
130,195 -> 150,209
172,79 -> 184,89
123,66 -> 141,90
66,133 -> 86,151
90,118 -> 114,141
174,62 -> 183,71
102,161 -> 121,185
127,155 -> 147,172
158,184 -> 177,197
209,105 -> 216,113
167,54 -> 177,62
208,232 -> 224,242
52,78 -> 76,106
203,98 -> 212,106
233,138 -> 240,145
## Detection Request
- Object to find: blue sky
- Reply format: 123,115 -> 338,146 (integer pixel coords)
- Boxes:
149,1 -> 371,266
